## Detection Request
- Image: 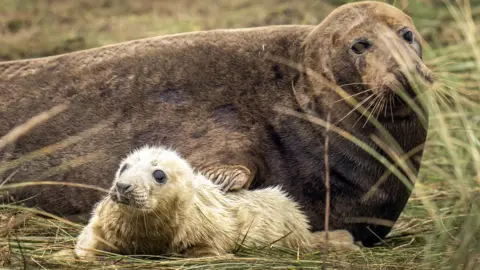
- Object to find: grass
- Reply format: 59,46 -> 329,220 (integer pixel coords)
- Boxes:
1,0 -> 480,269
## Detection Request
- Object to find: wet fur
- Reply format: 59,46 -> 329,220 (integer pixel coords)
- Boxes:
0,1 -> 431,246
75,146 -> 358,258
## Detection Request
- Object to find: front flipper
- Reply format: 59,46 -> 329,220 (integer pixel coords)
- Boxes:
311,230 -> 360,252
202,164 -> 255,192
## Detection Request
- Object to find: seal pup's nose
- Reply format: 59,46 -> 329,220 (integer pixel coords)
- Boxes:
116,182 -> 133,194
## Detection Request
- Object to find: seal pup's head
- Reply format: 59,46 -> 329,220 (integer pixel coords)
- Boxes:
302,1 -> 434,124
109,145 -> 195,212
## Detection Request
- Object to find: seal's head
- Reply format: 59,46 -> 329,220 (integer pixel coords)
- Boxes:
109,145 -> 195,211
302,1 -> 433,123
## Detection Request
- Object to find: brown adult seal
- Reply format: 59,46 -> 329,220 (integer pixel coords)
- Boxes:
0,1 -> 432,246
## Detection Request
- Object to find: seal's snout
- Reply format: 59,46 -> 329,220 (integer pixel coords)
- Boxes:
110,181 -> 136,205
392,61 -> 433,100
116,182 -> 134,195
415,63 -> 435,84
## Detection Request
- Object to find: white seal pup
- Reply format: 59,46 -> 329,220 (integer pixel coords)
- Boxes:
74,145 -> 359,259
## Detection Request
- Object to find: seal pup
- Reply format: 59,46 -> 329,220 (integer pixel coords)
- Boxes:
0,1 -> 433,246
74,145 -> 358,259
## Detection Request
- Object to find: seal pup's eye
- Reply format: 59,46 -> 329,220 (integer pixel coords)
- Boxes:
119,164 -> 129,175
351,40 -> 371,55
402,30 -> 414,44
153,170 -> 167,184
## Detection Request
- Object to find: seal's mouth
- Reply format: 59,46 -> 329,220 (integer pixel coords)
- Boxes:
394,73 -> 417,100
393,63 -> 435,100
109,191 -> 131,205
376,70 -> 431,121
109,191 -> 147,209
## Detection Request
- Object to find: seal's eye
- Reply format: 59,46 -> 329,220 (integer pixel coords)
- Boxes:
119,164 -> 129,175
351,41 -> 371,55
403,30 -> 414,44
153,170 -> 166,184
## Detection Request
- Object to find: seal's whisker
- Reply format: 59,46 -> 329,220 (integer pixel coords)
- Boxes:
150,203 -> 172,222
334,93 -> 376,125
374,83 -> 388,119
430,61 -> 456,73
372,96 -> 384,122
330,87 -> 378,104
378,96 -> 387,119
151,209 -> 166,223
383,94 -> 389,117
363,94 -> 384,128
135,209 -> 140,237
338,82 -> 371,87
142,211 -> 149,234
389,94 -> 395,123
433,91 -> 452,108
352,94 -> 382,128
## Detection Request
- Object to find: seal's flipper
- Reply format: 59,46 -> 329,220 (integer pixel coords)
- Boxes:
311,230 -> 360,252
202,165 -> 254,192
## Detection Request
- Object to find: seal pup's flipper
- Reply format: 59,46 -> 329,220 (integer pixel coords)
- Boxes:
201,164 -> 255,192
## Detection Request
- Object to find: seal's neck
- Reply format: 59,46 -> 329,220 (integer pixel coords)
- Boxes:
94,198 -> 178,255
171,174 -> 235,254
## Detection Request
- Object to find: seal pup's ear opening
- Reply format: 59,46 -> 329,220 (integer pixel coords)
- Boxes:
166,163 -> 196,188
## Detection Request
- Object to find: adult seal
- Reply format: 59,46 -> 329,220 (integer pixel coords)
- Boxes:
0,1 -> 433,246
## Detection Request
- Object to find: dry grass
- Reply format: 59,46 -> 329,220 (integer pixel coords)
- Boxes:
1,0 -> 480,269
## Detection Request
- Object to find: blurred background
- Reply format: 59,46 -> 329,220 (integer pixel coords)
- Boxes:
0,0 -> 478,61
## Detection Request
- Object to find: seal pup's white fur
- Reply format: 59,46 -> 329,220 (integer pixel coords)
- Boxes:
75,145 -> 358,259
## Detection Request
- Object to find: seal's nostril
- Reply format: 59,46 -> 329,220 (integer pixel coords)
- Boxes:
415,63 -> 434,83
415,63 -> 422,74
116,182 -> 133,194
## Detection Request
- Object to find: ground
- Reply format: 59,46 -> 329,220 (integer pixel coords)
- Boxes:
1,0 -> 480,269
